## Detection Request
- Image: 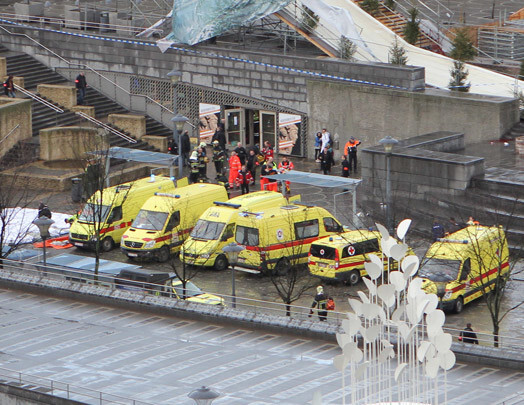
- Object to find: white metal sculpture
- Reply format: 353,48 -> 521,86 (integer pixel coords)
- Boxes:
323,220 -> 456,404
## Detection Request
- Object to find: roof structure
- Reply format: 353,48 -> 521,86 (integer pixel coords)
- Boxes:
264,171 -> 361,188
89,147 -> 179,167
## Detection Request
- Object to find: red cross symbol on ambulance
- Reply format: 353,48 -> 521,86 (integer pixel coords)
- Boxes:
347,245 -> 356,256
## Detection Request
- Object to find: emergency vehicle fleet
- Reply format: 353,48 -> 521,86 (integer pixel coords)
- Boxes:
69,176 -> 186,251
120,183 -> 228,262
418,225 -> 509,313
181,191 -> 297,270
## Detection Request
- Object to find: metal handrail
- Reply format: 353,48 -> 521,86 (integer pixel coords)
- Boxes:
75,111 -> 137,143
0,366 -> 155,405
14,84 -> 64,113
0,21 -> 176,121
1,257 -> 524,350
0,124 -> 19,145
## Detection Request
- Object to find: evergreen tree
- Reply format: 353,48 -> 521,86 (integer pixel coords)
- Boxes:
385,0 -> 395,9
449,60 -> 470,92
449,27 -> 477,61
361,0 -> 380,15
403,8 -> 420,45
389,38 -> 408,65
339,36 -> 357,61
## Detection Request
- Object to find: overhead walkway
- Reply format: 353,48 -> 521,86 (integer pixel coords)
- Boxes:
284,0 -> 523,98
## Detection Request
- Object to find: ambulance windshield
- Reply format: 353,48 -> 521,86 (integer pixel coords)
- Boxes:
419,258 -> 461,282
78,203 -> 111,223
190,219 -> 225,240
132,210 -> 168,230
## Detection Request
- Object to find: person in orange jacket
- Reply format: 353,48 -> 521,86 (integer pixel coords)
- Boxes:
228,150 -> 242,189
343,136 -> 361,173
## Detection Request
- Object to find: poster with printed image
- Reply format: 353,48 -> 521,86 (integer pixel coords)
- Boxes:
199,103 -> 220,142
279,113 -> 301,156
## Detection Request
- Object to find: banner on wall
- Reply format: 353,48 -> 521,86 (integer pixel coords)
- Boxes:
278,113 -> 301,156
199,103 -> 221,141
166,0 -> 292,45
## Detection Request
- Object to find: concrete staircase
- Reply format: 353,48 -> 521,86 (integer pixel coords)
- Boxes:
0,45 -> 173,155
353,0 -> 437,51
504,118 -> 524,140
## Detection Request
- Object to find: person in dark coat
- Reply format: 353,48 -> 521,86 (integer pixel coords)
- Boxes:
459,323 -> 479,344
180,131 -> 191,166
246,149 -> 259,184
234,142 -> 247,165
319,146 -> 334,175
167,139 -> 178,155
212,122 -> 226,151
309,286 -> 328,321
75,73 -> 87,105
38,203 -> 52,219
341,156 -> 350,177
432,220 -> 445,241
4,75 -> 15,98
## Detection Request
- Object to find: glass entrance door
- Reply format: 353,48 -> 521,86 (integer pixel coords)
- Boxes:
225,108 -> 244,147
260,111 -> 276,150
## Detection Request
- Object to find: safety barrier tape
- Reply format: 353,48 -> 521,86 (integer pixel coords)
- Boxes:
0,17 -> 413,90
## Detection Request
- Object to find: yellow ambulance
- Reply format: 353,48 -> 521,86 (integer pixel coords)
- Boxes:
181,191 -> 296,270
418,225 -> 509,313
234,204 -> 343,275
69,176 -> 187,251
120,183 -> 228,262
308,229 -> 389,285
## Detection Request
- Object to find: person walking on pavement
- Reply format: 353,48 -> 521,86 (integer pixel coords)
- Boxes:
344,136 -> 361,173
246,149 -> 259,184
314,132 -> 322,162
212,122 -> 226,152
320,128 -> 331,152
309,285 -> 328,321
180,130 -> 191,167
228,150 -> 242,190
3,75 -> 15,98
212,140 -> 226,177
38,202 -> 52,219
432,220 -> 445,241
459,323 -> 479,344
341,156 -> 350,177
234,142 -> 247,166
319,146 -> 334,175
236,165 -> 254,195
75,72 -> 87,105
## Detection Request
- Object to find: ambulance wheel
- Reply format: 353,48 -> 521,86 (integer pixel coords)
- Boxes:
454,296 -> 464,314
274,258 -> 290,276
157,246 -> 170,263
214,254 -> 228,271
101,237 -> 114,252
347,270 -> 361,286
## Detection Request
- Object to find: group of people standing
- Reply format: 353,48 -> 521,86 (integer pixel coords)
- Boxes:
314,128 -> 361,176
183,122 -> 294,196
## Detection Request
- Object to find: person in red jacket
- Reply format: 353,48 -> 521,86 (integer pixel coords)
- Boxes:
228,151 -> 242,189
236,165 -> 254,195
262,141 -> 274,162
278,156 -> 294,172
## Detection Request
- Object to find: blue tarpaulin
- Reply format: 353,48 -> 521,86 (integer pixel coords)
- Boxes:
167,0 -> 292,45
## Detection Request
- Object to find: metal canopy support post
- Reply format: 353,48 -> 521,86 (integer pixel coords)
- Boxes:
333,188 -> 358,227
105,153 -> 111,188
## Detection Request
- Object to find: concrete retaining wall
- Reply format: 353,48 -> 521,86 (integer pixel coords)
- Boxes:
360,131 -> 485,199
0,383 -> 85,405
0,97 -> 32,159
307,81 -> 519,160
39,126 -> 106,161
36,84 -> 76,109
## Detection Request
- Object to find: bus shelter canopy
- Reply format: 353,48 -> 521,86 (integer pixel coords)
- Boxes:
88,147 -> 179,167
264,171 -> 361,189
